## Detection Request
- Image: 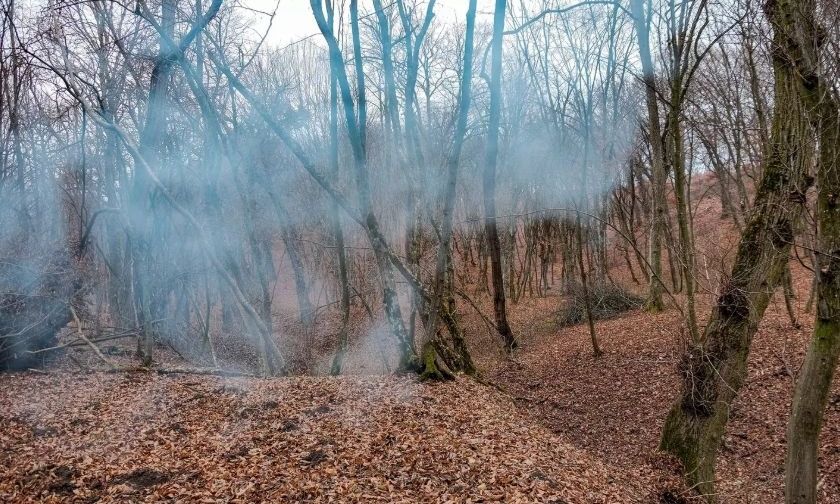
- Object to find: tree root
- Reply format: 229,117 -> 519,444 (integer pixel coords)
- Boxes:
418,341 -> 454,381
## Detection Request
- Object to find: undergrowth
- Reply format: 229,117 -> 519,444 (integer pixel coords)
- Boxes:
556,282 -> 644,328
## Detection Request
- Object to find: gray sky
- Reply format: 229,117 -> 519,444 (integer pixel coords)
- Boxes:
243,0 -> 496,46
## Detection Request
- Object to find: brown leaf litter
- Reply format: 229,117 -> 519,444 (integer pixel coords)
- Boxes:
1,372 -> 663,503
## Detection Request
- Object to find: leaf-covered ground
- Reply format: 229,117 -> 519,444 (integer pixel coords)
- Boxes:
1,371 -> 670,503
486,268 -> 840,503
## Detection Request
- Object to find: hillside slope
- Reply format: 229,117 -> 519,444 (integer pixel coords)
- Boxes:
487,263 -> 840,503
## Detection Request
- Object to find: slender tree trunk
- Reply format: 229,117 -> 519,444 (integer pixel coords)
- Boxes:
325,28 -> 352,374
8,0 -> 26,220
311,0 -> 418,370
420,0 -> 479,379
630,0 -> 666,312
669,98 -> 700,342
284,229 -> 313,327
132,0 -> 176,366
329,207 -> 352,375
660,0 -> 818,497
782,264 -> 800,329
349,0 -> 366,151
260,169 -> 313,332
576,213 -> 601,357
785,88 -> 840,504
483,0 -> 517,351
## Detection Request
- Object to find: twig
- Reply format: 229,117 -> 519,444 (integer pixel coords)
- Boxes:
70,307 -> 117,370
109,367 -> 257,378
27,330 -> 138,354
453,288 -> 501,336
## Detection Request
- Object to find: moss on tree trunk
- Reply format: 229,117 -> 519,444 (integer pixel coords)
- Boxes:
660,0 -> 819,498
785,91 -> 840,504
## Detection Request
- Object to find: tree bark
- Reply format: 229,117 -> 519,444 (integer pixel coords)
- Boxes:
483,0 -> 517,351
311,0 -> 419,370
660,0 -> 819,497
785,89 -> 840,504
325,24 -> 352,374
576,213 -> 601,357
630,0 -> 667,313
421,0 -> 479,378
668,99 -> 699,342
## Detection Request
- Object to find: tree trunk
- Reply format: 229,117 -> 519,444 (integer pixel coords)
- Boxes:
483,0 -> 517,351
311,0 -> 419,370
669,100 -> 699,342
782,264 -> 800,329
132,0 -> 176,366
576,213 -> 601,357
785,88 -> 840,504
660,0 -> 818,497
418,0 -> 478,379
630,0 -> 667,312
325,33 -> 352,375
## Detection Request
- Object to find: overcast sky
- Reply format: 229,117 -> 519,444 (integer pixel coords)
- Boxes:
243,0 -> 497,46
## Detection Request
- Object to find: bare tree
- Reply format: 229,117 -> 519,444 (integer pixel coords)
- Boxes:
660,0 -> 820,495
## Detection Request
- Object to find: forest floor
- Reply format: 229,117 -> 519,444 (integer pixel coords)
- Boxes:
2,267 -> 837,503
2,185 -> 839,503
1,370 -> 670,503
480,262 -> 840,503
